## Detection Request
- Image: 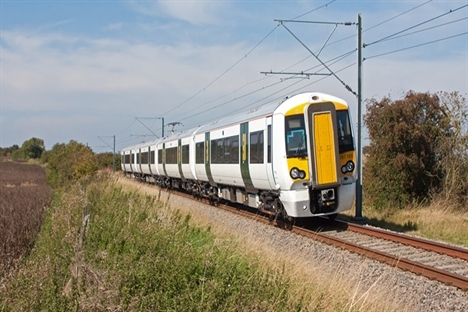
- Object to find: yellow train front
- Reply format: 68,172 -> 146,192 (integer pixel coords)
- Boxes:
269,92 -> 356,219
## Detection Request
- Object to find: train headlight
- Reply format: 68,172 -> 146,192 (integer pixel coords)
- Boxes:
341,161 -> 355,174
290,168 -> 300,179
298,170 -> 306,179
290,168 -> 306,180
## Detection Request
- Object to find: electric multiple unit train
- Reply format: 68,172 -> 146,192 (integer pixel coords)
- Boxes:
121,92 -> 356,221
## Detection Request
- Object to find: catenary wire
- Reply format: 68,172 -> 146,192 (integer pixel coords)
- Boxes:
364,31 -> 468,61
364,3 -> 468,48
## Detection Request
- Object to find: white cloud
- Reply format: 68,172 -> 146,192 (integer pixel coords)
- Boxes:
128,0 -> 230,25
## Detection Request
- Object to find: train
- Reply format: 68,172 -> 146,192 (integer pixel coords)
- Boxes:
121,92 -> 356,222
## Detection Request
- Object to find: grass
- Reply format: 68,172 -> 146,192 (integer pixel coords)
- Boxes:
1,172 -> 409,311
341,200 -> 468,248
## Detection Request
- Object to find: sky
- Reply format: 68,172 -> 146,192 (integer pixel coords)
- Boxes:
1,0 -> 467,153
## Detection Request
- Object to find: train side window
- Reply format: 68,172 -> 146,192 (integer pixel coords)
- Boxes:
196,142 -> 204,164
182,145 -> 189,164
150,150 -> 155,164
230,136 -> 239,164
211,135 -> 238,164
141,151 -> 149,164
125,154 -> 130,164
158,149 -> 163,164
166,147 -> 177,164
131,153 -> 135,164
211,139 -> 221,164
250,130 -> 264,163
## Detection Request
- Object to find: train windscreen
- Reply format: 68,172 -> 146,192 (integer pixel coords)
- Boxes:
336,110 -> 354,153
285,115 -> 308,158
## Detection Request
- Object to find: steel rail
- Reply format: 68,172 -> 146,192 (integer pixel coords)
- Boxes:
291,225 -> 468,291
331,220 -> 468,261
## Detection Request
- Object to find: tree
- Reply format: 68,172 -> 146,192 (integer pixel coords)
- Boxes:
363,91 -> 467,209
95,152 -> 121,171
435,91 -> 468,206
11,138 -> 45,160
0,144 -> 19,157
46,140 -> 98,188
22,137 -> 45,159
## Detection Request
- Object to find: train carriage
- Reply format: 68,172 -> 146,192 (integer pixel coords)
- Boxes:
121,92 -> 356,221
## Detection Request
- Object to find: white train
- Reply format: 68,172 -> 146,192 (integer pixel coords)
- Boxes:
121,92 -> 356,222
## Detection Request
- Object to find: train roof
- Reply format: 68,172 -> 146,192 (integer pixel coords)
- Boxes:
121,92 -> 347,151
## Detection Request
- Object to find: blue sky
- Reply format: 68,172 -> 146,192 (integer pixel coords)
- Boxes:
1,0 -> 467,153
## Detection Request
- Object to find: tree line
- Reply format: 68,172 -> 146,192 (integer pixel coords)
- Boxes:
1,139 -> 119,188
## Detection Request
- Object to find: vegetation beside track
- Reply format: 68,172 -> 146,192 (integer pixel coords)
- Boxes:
3,173 -> 394,311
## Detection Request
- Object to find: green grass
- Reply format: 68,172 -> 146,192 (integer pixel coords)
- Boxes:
0,175 -> 322,311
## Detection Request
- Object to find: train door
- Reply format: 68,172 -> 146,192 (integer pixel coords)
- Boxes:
306,103 -> 340,188
265,117 -> 276,190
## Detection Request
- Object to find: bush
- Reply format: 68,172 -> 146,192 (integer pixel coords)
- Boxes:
96,152 -> 121,171
364,91 -> 468,209
45,140 -> 98,188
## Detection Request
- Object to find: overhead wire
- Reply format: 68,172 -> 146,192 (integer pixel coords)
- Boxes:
364,32 -> 468,61
364,3 -> 468,48
161,0 -> 339,119
313,0 -> 434,50
178,49 -> 357,127
159,24 -> 280,117
117,1 -> 464,149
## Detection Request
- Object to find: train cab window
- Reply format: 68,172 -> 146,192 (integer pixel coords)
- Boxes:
336,110 -> 354,153
285,115 -> 307,158
196,142 -> 204,164
250,130 -> 264,163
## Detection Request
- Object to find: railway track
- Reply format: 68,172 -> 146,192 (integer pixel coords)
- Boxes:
183,192 -> 468,291
296,219 -> 468,291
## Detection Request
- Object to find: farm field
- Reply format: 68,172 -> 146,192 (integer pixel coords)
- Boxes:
0,161 -> 53,276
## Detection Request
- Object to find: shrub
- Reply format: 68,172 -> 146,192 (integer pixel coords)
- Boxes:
45,140 -> 98,188
364,91 -> 468,209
